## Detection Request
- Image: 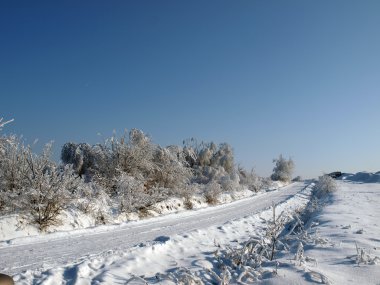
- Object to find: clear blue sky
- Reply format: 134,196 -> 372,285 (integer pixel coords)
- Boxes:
1,1 -> 379,178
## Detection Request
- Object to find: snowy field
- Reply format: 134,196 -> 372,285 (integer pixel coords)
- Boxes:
264,173 -> 380,285
1,183 -> 305,282
1,173 -> 380,284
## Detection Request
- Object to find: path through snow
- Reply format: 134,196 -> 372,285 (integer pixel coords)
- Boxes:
0,182 -> 308,280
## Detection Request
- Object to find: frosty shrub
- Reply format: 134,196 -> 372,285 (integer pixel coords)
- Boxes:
238,166 -> 262,192
76,182 -> 110,220
60,130 -> 196,208
22,143 -> 82,230
0,135 -> 30,197
220,174 -> 240,192
271,155 -> 294,182
182,144 -> 197,168
0,135 -> 26,212
204,181 -> 222,205
183,138 -> 237,190
314,175 -> 337,198
211,143 -> 235,175
61,129 -> 156,192
61,142 -> 99,177
151,145 -> 192,191
183,196 -> 194,210
116,174 -> 146,212
181,184 -> 198,209
116,174 -> 169,213
0,138 -> 82,230
117,129 -> 155,178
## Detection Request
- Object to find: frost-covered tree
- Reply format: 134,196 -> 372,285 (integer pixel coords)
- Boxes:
115,129 -> 156,179
204,180 -> 222,205
211,143 -> 235,175
314,175 -> 337,198
151,145 -> 192,191
238,166 -> 262,192
116,174 -> 168,213
182,138 -> 237,187
271,154 -> 294,182
61,129 -> 156,192
0,135 -> 30,212
21,143 -> 82,230
61,142 -> 99,177
0,138 -> 82,230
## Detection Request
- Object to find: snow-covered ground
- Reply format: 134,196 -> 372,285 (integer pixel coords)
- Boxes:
256,173 -> 380,285
2,174 -> 380,284
0,182 -> 305,282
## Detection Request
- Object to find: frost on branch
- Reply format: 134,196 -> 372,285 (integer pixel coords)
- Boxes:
0,117 -> 13,131
116,174 -> 168,213
182,138 -> 239,192
0,138 -> 83,230
314,175 -> 337,198
271,154 -> 294,182
151,145 -> 192,191
238,166 -> 263,192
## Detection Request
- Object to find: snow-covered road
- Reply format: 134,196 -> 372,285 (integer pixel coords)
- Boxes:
0,182 -> 308,276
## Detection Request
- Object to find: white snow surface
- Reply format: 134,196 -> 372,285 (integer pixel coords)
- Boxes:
0,189 -> 256,242
266,179 -> 380,285
2,176 -> 380,285
0,182 -> 304,282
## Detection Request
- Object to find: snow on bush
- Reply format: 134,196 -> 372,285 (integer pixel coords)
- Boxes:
182,138 -> 240,194
1,119 -> 274,230
204,181 -> 222,205
114,129 -> 156,179
271,154 -> 295,182
152,202 -> 311,285
0,135 -> 30,200
238,166 -> 263,192
151,145 -> 192,191
0,138 -> 83,230
116,174 -> 169,213
61,142 -> 100,177
314,175 -> 337,198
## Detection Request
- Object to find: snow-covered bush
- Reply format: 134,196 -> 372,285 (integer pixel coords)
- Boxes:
151,145 -> 192,191
116,174 -> 169,213
183,139 -> 233,171
211,143 -> 235,175
204,181 -> 222,205
113,129 -> 156,179
238,166 -> 262,192
0,135 -> 30,197
77,183 -> 113,225
0,138 -> 83,230
61,142 -> 100,177
61,129 -> 156,192
271,155 -> 294,182
27,165 -> 82,231
21,143 -> 82,230
314,175 -> 337,198
220,174 -> 240,192
182,138 -> 239,194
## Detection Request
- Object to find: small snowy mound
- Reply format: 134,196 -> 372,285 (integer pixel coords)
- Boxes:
341,171 -> 380,183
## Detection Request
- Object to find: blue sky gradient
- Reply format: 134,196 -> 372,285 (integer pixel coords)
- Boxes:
1,1 -> 379,178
